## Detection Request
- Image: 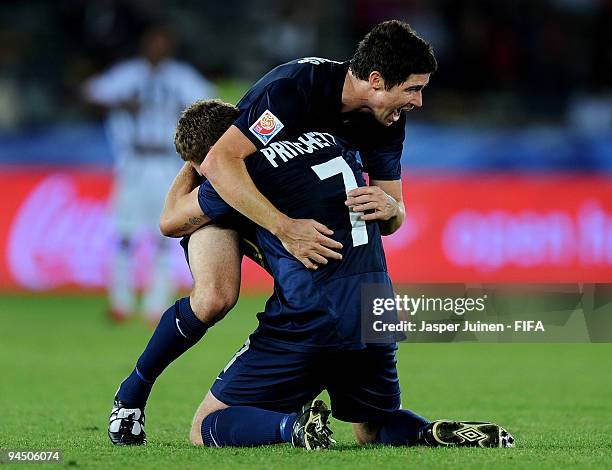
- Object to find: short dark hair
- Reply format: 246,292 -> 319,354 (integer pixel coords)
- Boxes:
350,20 -> 437,90
174,99 -> 240,164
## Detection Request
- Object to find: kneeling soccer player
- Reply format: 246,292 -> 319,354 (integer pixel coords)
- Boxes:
162,100 -> 515,449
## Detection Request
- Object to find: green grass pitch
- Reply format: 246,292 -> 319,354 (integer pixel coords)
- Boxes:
0,294 -> 610,469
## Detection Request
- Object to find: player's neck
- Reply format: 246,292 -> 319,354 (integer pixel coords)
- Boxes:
145,56 -> 169,69
341,69 -> 372,114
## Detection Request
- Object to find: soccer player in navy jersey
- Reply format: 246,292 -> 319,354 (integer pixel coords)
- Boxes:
155,100 -> 514,449
108,20 -> 440,445
202,21 -> 436,266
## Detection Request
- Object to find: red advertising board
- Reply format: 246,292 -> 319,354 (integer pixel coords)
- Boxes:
388,173 -> 612,282
1,168 -> 612,292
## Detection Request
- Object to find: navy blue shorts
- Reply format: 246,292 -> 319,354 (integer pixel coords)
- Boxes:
210,335 -> 401,423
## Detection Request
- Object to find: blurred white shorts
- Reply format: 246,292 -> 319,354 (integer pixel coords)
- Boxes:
111,155 -> 182,236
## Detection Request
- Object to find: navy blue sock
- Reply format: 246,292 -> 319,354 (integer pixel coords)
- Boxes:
376,409 -> 431,446
117,297 -> 208,407
201,407 -> 297,447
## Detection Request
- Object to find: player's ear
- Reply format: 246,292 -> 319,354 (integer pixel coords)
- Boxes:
368,71 -> 384,90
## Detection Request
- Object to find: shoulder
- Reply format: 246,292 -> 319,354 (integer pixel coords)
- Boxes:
105,58 -> 146,76
266,77 -> 303,95
164,59 -> 202,77
237,58 -> 346,115
162,60 -> 215,95
280,57 -> 345,88
249,58 -> 343,94
238,76 -> 305,111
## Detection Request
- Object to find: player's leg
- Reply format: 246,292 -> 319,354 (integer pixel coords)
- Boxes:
140,159 -> 182,323
117,225 -> 241,404
352,410 -> 430,445
190,391 -> 301,448
354,417 -> 515,448
107,168 -> 139,321
190,336 -> 333,449
190,391 -> 228,444
109,225 -> 241,445
108,236 -> 136,321
186,225 -> 242,325
141,236 -> 175,324
326,343 -> 431,447
329,344 -> 514,448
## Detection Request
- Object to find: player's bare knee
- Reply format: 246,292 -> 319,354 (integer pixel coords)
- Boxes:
353,423 -> 379,444
190,392 -> 228,446
190,409 -> 212,446
190,286 -> 238,325
190,419 -> 205,445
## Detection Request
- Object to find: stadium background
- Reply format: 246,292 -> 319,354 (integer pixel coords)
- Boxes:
1,0 -> 612,291
1,1 -> 611,468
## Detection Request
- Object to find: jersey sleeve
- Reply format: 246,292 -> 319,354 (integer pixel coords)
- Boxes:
359,120 -> 405,181
197,180 -> 235,222
234,79 -> 307,149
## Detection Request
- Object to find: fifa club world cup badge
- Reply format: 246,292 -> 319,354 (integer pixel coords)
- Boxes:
249,110 -> 284,145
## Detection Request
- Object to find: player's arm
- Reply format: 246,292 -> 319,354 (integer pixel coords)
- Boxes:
159,163 -> 211,238
81,62 -> 139,114
345,179 -> 405,235
348,121 -> 406,235
200,126 -> 343,270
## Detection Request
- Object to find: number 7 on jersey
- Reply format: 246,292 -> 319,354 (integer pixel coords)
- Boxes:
311,157 -> 369,247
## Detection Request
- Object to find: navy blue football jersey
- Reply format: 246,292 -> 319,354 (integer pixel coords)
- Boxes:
233,58 -> 405,181
198,132 -> 393,349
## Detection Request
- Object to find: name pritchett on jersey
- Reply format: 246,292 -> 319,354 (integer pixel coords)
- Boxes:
260,132 -> 336,168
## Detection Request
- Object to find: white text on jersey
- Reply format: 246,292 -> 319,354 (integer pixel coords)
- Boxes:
260,132 -> 336,168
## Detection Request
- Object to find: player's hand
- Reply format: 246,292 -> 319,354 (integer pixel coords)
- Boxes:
276,218 -> 343,270
345,186 -> 399,221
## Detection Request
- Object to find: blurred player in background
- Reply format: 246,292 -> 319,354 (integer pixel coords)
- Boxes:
82,24 -> 216,323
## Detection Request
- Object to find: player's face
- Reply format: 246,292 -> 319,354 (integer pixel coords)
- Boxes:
142,31 -> 173,65
370,73 -> 430,126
